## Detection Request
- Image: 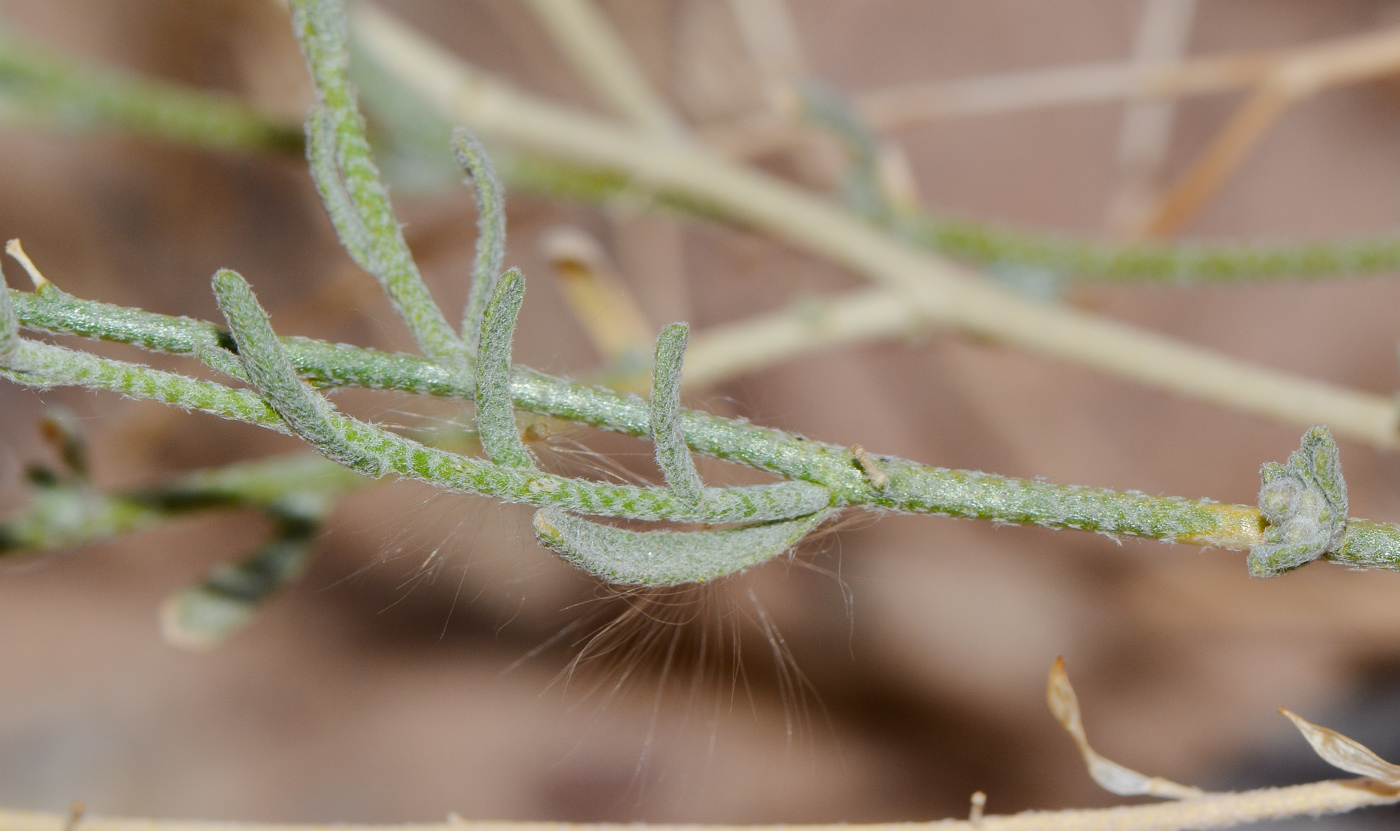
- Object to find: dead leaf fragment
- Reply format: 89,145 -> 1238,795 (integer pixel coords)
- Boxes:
1281,708 -> 1400,786
1048,657 -> 1206,800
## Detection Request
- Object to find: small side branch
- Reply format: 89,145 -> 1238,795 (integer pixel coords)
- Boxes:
452,129 -> 508,353
290,0 -> 464,360
0,25 -> 302,153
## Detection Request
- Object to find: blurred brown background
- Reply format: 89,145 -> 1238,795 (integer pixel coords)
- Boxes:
4,1 -> 1400,826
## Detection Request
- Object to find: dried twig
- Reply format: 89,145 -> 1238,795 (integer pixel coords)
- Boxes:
1136,81 -> 1295,236
349,3 -> 1400,449
524,0 -> 685,139
1,790 -> 1396,831
1130,25 -> 1400,235
1104,0 -> 1197,233
856,25 -> 1400,130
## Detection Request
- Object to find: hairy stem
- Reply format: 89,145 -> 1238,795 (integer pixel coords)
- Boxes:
472,269 -> 536,468
13,283 -> 1400,565
290,0 -> 463,359
452,128 -> 507,352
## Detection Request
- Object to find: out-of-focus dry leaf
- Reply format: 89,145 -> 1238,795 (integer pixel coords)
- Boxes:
1048,657 -> 1206,800
541,227 -> 655,382
1281,708 -> 1400,786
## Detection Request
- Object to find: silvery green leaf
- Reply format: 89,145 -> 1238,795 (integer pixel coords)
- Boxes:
452,127 -> 507,353
650,322 -> 702,504
474,268 -> 534,468
533,507 -> 830,586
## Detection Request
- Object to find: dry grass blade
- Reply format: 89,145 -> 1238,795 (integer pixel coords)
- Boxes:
682,287 -> 924,389
1048,657 -> 1206,800
854,56 -> 1262,129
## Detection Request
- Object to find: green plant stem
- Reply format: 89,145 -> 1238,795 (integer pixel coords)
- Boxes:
14,283 -> 1400,566
5,0 -> 1400,570
2,337 -> 286,430
347,4 -> 1400,451
903,213 -> 1400,285
11,288 -> 473,397
451,128 -> 507,352
472,269 -> 536,468
0,24 -> 301,153
3,333 -> 829,525
6,13 -> 1400,288
0,453 -> 360,554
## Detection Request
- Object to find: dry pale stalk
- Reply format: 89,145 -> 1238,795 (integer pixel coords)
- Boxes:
540,226 -> 655,367
2,784 -> 1397,831
682,287 -> 922,389
1104,0 -> 1197,233
524,0 -> 692,350
724,0 -> 804,112
1129,24 -> 1400,235
350,2 -> 1400,449
856,24 -> 1400,130
1137,81 -> 1296,236
524,0 -> 685,140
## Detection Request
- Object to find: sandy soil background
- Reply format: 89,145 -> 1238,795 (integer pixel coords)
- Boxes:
3,1 -> 1400,827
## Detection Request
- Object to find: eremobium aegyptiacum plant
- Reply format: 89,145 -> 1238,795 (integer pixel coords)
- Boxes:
8,1 -> 1400,828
